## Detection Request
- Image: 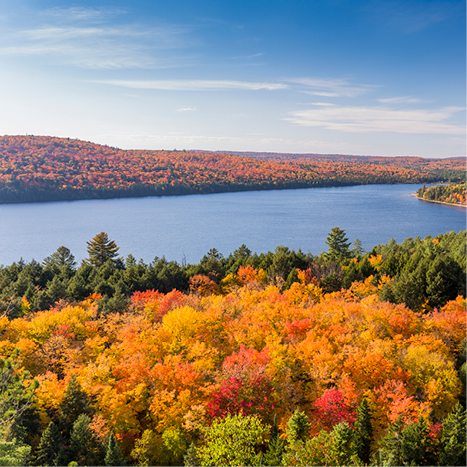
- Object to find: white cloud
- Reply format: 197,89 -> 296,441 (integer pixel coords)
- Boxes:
287,77 -> 376,98
92,79 -> 289,91
378,96 -> 426,104
42,6 -> 127,22
285,104 -> 466,134
176,107 -> 196,112
310,102 -> 336,107
0,13 -> 193,69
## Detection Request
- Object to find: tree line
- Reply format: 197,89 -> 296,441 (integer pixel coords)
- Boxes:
0,229 -> 465,319
417,183 -> 466,206
1,135 -> 465,204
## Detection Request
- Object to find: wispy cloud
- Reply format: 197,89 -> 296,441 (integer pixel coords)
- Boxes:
0,8 -> 194,69
176,107 -> 196,112
92,79 -> 289,91
42,6 -> 127,22
287,77 -> 376,98
378,96 -> 426,104
285,104 -> 465,134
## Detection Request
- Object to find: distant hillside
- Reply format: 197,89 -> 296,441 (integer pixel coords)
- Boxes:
0,135 -> 465,203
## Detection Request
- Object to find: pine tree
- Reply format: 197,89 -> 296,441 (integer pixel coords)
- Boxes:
378,417 -> 404,466
264,415 -> 284,466
352,397 -> 373,465
34,421 -> 66,466
325,227 -> 351,264
439,403 -> 466,466
105,432 -> 126,466
86,232 -> 120,267
69,414 -> 105,466
43,246 -> 76,276
58,375 -> 92,438
286,409 -> 310,443
399,416 -> 432,466
329,422 -> 358,467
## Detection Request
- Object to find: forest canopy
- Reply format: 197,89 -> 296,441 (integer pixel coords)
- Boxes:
0,230 -> 465,465
0,135 -> 465,204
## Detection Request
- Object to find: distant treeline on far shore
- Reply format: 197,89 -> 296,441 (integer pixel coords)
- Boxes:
0,135 -> 465,203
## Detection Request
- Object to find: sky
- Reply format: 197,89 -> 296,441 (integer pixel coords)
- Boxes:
0,0 -> 465,158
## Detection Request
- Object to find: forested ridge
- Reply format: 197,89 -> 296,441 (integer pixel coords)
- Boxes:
0,135 -> 465,204
0,230 -> 465,466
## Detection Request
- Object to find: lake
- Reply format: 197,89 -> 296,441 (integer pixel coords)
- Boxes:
0,184 -> 465,266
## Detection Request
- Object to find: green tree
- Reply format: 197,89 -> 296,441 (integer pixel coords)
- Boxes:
197,413 -> 268,467
425,254 -> 464,308
86,232 -> 120,267
352,397 -> 373,465
377,417 -> 404,466
264,414 -> 284,466
0,350 -> 38,437
379,416 -> 434,466
46,275 -> 68,304
325,227 -> 351,264
105,432 -> 126,466
286,408 -> 311,443
351,238 -> 365,258
0,435 -> 31,466
33,421 -> 66,466
43,246 -> 76,276
438,403 -> 466,466
58,376 -> 92,438
329,422 -> 359,467
69,414 -> 104,466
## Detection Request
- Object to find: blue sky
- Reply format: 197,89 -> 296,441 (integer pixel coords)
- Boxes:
0,0 -> 465,157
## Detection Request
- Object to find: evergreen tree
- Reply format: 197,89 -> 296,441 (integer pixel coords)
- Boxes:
351,238 -> 365,258
69,414 -> 105,466
43,246 -> 76,276
438,403 -> 466,466
329,422 -> 359,466
379,416 -> 434,466
325,227 -> 351,264
399,416 -> 433,466
46,275 -> 68,304
86,232 -> 120,268
286,409 -> 310,443
352,397 -> 373,465
378,417 -> 404,466
58,376 -> 92,438
105,432 -> 126,466
264,415 -> 284,466
34,421 -> 67,466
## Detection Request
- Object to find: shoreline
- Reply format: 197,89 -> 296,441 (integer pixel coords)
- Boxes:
414,195 -> 467,208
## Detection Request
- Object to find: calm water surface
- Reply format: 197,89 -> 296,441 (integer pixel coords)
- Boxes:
0,184 -> 465,265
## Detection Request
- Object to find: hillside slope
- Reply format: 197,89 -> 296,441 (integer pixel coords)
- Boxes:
0,135 -> 465,203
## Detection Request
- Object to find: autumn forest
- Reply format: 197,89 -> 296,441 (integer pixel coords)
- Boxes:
0,135 -> 465,204
0,227 -> 466,466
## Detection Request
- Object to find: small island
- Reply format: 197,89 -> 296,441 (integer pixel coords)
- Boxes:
416,183 -> 467,207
